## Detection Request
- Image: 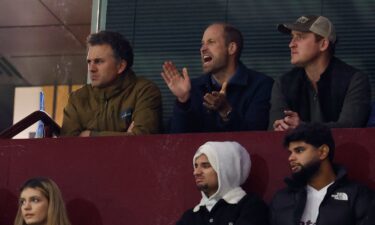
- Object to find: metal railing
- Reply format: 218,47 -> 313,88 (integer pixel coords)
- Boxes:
0,111 -> 60,139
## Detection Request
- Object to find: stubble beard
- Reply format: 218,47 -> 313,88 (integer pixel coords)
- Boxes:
196,183 -> 212,197
202,54 -> 229,75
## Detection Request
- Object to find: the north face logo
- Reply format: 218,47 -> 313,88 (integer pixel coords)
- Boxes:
331,192 -> 349,201
296,16 -> 309,23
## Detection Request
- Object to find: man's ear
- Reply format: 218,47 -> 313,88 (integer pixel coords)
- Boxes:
319,144 -> 330,160
320,38 -> 330,52
228,42 -> 237,56
117,59 -> 127,74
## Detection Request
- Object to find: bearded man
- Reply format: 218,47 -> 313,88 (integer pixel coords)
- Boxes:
270,123 -> 373,225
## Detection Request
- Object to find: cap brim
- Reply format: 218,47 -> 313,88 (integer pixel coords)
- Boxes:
277,24 -> 292,34
278,23 -> 312,34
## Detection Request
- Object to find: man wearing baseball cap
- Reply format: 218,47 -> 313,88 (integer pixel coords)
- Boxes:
269,15 -> 370,131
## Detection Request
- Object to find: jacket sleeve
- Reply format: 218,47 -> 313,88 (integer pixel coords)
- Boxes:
61,94 -> 83,136
169,98 -> 197,133
325,72 -> 371,128
175,209 -> 192,225
220,76 -> 274,131
355,185 -> 374,225
268,193 -> 279,225
236,195 -> 269,225
91,81 -> 162,136
268,78 -> 290,130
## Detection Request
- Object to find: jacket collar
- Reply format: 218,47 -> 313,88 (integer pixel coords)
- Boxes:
196,62 -> 249,89
193,187 -> 246,212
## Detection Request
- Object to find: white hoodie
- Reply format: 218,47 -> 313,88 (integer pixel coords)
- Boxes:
192,141 -> 251,212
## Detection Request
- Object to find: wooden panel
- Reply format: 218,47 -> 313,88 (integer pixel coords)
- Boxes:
55,85 -> 83,125
40,85 -> 83,126
42,85 -> 55,116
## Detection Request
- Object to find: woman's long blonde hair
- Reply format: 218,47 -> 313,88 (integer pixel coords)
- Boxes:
14,177 -> 71,225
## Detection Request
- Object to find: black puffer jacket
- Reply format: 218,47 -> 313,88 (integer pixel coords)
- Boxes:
270,166 -> 373,225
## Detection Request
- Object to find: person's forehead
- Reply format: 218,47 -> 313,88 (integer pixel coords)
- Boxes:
291,30 -> 313,36
288,141 -> 315,150
20,187 -> 43,197
202,24 -> 225,38
195,153 -> 209,163
87,44 -> 114,56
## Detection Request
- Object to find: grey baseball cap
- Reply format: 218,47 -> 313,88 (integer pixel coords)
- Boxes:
278,15 -> 336,43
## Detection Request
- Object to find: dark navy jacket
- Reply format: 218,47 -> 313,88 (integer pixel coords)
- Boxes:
169,63 -> 273,133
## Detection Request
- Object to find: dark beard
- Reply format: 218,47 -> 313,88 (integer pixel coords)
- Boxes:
292,160 -> 321,185
197,184 -> 212,197
197,184 -> 209,193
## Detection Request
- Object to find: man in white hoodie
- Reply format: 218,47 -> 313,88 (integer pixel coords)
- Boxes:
176,141 -> 268,225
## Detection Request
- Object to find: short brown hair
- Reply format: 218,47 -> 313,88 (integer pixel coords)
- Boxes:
87,30 -> 134,69
208,23 -> 244,61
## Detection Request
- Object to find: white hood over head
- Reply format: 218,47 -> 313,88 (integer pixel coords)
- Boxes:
193,141 -> 251,211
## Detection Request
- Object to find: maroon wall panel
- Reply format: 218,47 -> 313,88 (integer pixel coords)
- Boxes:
0,128 -> 374,225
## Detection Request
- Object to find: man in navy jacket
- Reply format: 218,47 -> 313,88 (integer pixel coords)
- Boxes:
161,23 -> 273,133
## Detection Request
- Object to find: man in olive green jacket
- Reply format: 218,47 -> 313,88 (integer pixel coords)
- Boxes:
61,31 -> 161,137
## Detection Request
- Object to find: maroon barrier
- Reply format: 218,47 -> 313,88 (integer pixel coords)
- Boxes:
0,128 -> 374,225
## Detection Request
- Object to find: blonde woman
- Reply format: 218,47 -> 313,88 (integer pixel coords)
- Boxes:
14,177 -> 71,225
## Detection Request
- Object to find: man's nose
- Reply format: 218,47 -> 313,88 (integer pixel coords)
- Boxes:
289,38 -> 296,48
193,167 -> 202,176
288,153 -> 295,162
88,63 -> 97,71
200,44 -> 207,52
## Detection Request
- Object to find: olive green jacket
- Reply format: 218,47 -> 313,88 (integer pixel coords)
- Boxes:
61,70 -> 162,136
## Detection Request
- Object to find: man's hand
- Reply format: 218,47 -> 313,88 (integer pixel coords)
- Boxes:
127,121 -> 135,133
203,82 -> 232,119
161,61 -> 191,103
283,110 -> 301,129
273,119 -> 289,131
272,110 -> 301,131
79,130 -> 91,137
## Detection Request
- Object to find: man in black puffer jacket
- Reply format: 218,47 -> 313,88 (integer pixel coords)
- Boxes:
270,123 -> 373,225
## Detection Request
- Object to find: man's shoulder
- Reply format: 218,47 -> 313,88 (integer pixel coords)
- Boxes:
241,192 -> 266,203
332,57 -> 360,72
270,186 -> 300,207
134,75 -> 155,85
239,64 -> 273,84
334,178 -> 373,197
69,84 -> 92,99
190,74 -> 208,87
275,67 -> 306,90
134,75 -> 159,88
130,75 -> 161,95
236,193 -> 268,211
176,207 -> 197,225
279,67 -> 304,80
